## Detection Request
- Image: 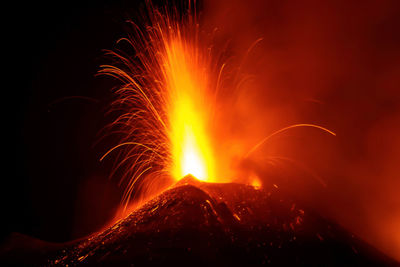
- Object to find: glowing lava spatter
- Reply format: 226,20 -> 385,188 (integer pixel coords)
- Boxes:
100,3 -> 217,208
100,2 -> 336,210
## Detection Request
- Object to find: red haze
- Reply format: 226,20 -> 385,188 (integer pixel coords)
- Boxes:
203,0 -> 400,261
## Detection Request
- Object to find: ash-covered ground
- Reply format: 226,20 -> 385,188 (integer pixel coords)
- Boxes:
1,176 -> 397,266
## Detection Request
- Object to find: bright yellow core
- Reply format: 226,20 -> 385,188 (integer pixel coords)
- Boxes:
165,39 -> 215,182
173,97 -> 213,181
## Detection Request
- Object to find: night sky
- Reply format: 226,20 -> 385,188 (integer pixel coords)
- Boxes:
4,0 -> 148,242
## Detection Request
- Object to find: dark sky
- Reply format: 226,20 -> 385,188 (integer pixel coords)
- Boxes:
4,0 -> 146,242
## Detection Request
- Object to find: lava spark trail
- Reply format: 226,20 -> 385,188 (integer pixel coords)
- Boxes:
99,2 -> 218,210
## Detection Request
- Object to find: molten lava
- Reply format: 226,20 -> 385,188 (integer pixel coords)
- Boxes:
100,4 -> 220,209
100,2 -> 335,213
165,39 -> 215,182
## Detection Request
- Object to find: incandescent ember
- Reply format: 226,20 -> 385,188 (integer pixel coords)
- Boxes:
47,175 -> 396,266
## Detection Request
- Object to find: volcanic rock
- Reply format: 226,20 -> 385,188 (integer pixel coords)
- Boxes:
42,175 -> 397,266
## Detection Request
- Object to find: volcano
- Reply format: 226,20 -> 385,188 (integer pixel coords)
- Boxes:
9,175 -> 386,266
1,176 -> 397,266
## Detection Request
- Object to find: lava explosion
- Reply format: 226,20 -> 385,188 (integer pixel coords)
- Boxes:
99,2 -> 336,212
100,3 -> 219,209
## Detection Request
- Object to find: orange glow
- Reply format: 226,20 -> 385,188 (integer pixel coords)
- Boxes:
97,1 -> 400,262
250,175 -> 262,189
164,40 -> 215,181
100,4 -> 219,211
100,2 -> 336,217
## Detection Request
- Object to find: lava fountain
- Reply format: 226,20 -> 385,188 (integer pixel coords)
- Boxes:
165,38 -> 215,182
99,3 -> 220,210
99,1 -> 338,212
